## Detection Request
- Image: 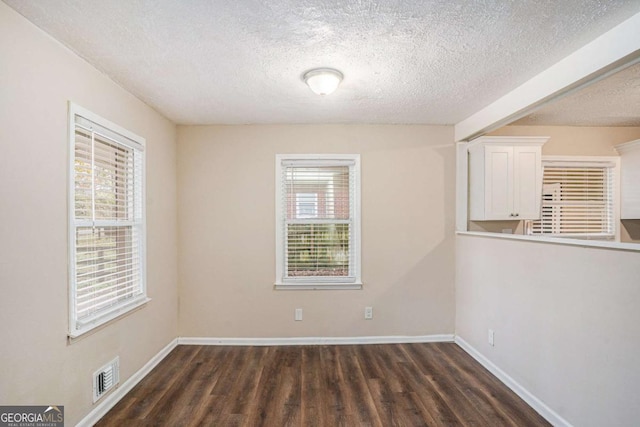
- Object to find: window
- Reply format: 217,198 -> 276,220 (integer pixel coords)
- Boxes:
68,103 -> 147,337
275,154 -> 361,289
526,157 -> 618,239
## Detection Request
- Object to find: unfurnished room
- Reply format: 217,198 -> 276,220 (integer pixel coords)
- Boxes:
1,1 -> 640,426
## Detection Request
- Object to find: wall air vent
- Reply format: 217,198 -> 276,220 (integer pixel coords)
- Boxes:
93,357 -> 119,402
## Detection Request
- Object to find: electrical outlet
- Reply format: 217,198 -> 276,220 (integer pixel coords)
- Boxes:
364,306 -> 373,320
488,329 -> 495,346
295,308 -> 303,321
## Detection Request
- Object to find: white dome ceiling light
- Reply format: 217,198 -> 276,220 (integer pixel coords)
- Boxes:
303,68 -> 344,96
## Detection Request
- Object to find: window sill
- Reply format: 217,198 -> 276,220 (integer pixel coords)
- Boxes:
274,283 -> 363,291
456,231 -> 640,252
68,296 -> 151,340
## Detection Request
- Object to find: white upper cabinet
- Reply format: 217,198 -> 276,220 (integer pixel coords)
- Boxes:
468,136 -> 549,221
615,139 -> 640,219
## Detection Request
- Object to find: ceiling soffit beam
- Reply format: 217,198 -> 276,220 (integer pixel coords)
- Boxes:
454,11 -> 640,142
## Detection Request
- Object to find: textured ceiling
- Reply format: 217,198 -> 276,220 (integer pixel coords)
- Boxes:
5,0 -> 640,125
513,61 -> 640,127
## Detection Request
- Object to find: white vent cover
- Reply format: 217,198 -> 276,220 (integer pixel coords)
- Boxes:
93,357 -> 119,402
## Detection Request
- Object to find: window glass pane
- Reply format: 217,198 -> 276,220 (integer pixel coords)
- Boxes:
286,223 -> 350,277
285,166 -> 350,220
529,164 -> 614,237
74,129 -> 136,221
75,225 -> 141,320
93,136 -> 133,221
74,129 -> 93,219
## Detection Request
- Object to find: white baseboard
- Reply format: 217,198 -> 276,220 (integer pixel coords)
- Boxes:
454,336 -> 572,427
178,334 -> 454,346
76,338 -> 178,427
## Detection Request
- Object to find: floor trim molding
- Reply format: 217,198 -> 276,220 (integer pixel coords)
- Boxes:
178,334 -> 455,346
454,336 -> 572,427
76,338 -> 178,427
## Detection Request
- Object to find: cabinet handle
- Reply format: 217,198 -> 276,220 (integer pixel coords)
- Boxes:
515,213 -> 519,217
509,213 -> 514,217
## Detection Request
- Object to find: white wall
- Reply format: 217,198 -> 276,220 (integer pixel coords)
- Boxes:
177,125 -> 456,338
456,234 -> 640,426
0,3 -> 178,424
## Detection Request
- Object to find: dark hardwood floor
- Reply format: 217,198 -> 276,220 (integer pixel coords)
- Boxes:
96,343 -> 550,426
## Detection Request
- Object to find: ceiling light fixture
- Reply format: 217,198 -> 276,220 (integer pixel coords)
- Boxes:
303,68 -> 343,96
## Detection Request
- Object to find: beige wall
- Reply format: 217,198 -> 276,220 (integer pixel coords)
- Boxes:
456,234 -> 640,426
489,125 -> 640,156
0,4 -> 178,425
177,125 -> 456,338
8,1 -> 637,425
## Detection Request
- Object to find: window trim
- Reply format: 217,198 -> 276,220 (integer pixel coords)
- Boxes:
274,154 -> 362,290
68,102 -> 149,338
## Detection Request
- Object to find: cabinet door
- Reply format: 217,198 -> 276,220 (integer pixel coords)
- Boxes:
484,146 -> 513,219
513,146 -> 541,219
620,149 -> 640,219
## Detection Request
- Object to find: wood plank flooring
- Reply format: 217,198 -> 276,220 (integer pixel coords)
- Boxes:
96,343 -> 550,426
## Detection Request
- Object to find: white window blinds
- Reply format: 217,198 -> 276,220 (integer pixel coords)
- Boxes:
69,105 -> 146,336
528,161 -> 615,238
276,156 -> 361,287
